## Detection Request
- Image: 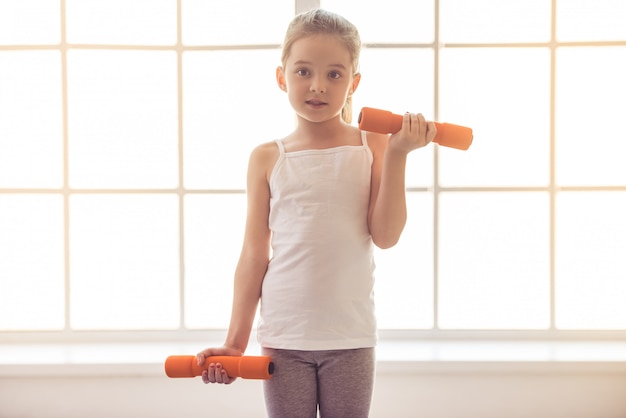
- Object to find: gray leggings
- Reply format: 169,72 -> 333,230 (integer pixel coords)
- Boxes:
262,347 -> 375,418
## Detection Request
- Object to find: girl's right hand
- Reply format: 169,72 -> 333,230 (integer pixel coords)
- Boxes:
196,346 -> 244,385
388,112 -> 437,154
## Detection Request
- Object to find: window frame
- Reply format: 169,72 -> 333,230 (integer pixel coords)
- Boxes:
2,0 -> 626,344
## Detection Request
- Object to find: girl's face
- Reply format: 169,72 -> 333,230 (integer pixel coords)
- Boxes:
277,34 -> 360,124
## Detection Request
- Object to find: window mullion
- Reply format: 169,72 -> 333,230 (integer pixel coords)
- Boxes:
295,0 -> 320,14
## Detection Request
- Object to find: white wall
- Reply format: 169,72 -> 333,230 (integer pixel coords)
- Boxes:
2,367 -> 626,418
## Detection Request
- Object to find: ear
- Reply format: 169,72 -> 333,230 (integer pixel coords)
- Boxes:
276,66 -> 287,92
348,72 -> 361,97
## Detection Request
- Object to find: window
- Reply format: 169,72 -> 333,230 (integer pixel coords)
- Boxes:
1,0 -> 625,341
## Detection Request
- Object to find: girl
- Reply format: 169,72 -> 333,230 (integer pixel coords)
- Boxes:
197,8 -> 436,417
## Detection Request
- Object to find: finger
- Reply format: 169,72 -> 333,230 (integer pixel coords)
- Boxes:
217,365 -> 235,385
197,349 -> 214,366
221,369 -> 235,385
215,363 -> 224,383
196,353 -> 205,366
416,113 -> 426,135
201,369 -> 210,384
401,112 -> 411,130
207,363 -> 217,382
426,121 -> 437,142
214,364 -> 234,384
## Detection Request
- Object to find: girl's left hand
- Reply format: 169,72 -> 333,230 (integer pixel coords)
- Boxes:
388,112 -> 437,154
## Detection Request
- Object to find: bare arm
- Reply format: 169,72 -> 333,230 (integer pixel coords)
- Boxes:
368,113 -> 436,249
225,142 -> 275,352
196,142 -> 276,383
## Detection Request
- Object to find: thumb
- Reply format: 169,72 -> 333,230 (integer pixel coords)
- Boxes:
196,346 -> 243,366
196,348 -> 220,366
426,121 -> 437,142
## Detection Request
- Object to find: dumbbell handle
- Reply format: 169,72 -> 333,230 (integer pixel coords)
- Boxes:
358,107 -> 473,150
164,355 -> 274,380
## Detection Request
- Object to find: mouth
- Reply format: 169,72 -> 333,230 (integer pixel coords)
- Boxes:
306,99 -> 327,106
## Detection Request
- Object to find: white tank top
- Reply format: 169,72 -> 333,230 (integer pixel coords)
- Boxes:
257,131 -> 377,350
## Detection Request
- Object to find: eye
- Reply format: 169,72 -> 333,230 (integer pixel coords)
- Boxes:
328,71 -> 342,80
296,68 -> 310,77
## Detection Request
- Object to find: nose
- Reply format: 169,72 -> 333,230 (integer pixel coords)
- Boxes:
310,76 -> 326,93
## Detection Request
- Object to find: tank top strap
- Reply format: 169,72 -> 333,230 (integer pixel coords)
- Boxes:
275,139 -> 286,155
360,130 -> 368,147
360,130 -> 373,162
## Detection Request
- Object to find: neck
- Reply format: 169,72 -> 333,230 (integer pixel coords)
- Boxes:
295,114 -> 347,140
281,114 -> 359,151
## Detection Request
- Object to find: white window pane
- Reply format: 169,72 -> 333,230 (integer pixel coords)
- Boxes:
66,0 -> 176,45
183,50 -> 292,190
0,0 -> 60,45
375,193 -> 433,329
439,192 -> 550,329
321,0 -> 434,44
556,47 -> 626,186
440,0 -> 551,43
0,195 -> 64,330
354,48 -> 434,188
556,192 -> 626,330
182,0 -> 293,46
439,48 -> 550,187
70,195 -> 180,330
67,50 -> 178,189
0,51 -> 63,188
557,0 -> 626,42
184,194 -> 246,329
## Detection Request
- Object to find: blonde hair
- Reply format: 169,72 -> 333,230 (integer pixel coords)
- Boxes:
280,9 -> 361,124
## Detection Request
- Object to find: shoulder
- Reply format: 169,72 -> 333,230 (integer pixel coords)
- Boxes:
248,140 -> 280,182
363,130 -> 389,158
250,140 -> 279,160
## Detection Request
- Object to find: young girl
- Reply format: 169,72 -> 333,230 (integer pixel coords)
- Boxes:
196,8 -> 436,417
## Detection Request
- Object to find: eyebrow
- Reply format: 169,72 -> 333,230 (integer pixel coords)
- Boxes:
293,60 -> 348,70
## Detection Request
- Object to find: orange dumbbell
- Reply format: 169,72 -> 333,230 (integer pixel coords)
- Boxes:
358,107 -> 473,150
164,355 -> 274,380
